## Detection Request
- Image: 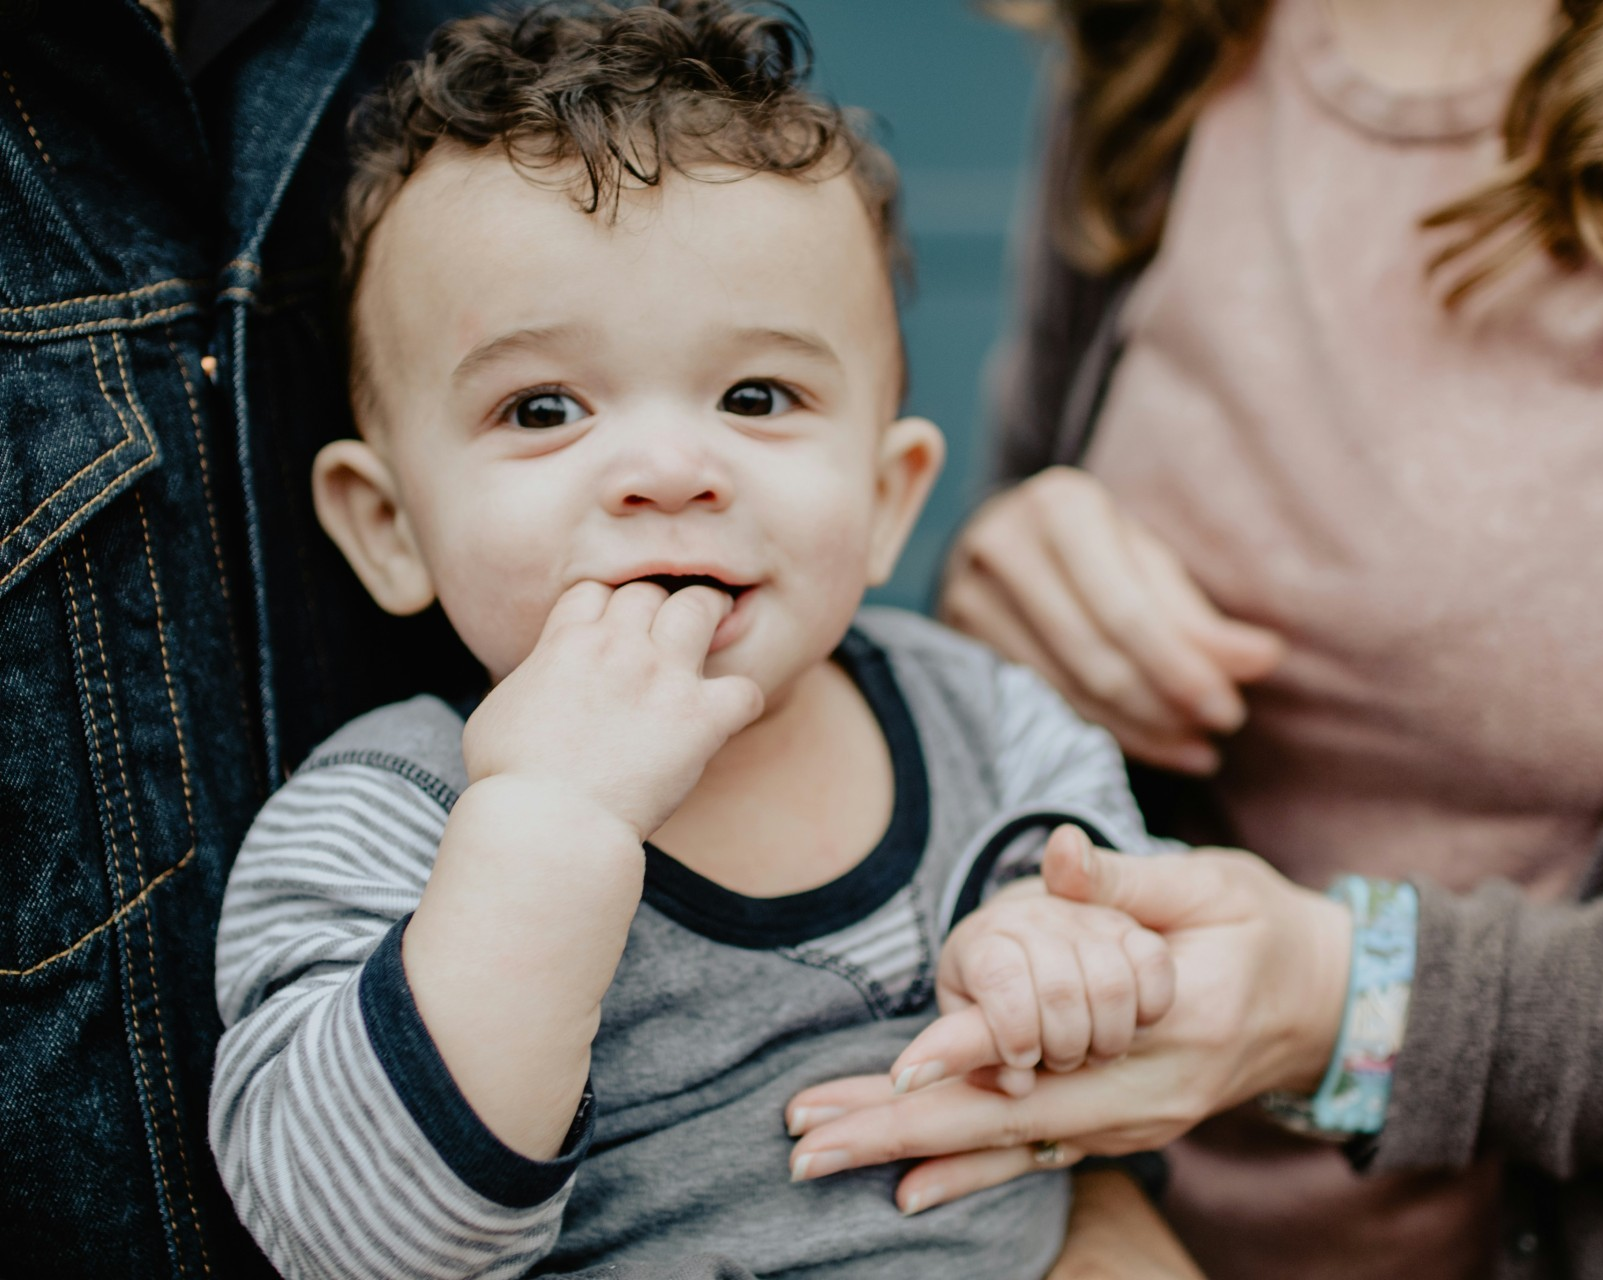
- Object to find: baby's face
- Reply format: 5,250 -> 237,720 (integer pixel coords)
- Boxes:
339,148 -> 940,700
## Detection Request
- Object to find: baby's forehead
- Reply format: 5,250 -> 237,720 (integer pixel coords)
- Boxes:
353,152 -> 903,425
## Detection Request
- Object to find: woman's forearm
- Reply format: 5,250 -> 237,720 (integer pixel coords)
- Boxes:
1049,1169 -> 1204,1280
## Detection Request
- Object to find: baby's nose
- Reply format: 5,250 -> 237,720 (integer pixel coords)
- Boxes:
602,442 -> 731,515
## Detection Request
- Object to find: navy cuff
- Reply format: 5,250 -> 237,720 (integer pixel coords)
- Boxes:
359,915 -> 594,1209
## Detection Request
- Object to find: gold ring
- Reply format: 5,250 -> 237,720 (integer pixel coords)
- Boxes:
1032,1140 -> 1068,1167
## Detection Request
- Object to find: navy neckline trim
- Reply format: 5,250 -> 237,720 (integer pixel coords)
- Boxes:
641,627 -> 931,949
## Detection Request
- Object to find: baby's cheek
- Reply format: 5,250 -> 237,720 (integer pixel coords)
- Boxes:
432,537 -> 560,683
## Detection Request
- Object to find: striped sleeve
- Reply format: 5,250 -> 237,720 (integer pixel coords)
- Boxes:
210,762 -> 589,1280
988,659 -> 1155,857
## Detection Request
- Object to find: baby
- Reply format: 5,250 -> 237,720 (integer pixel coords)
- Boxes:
209,3 -> 1171,1277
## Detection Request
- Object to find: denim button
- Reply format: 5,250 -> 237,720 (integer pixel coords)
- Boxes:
1512,1230 -> 1540,1258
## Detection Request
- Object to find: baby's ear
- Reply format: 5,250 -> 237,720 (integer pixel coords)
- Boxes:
867,416 -> 945,587
311,438 -> 437,616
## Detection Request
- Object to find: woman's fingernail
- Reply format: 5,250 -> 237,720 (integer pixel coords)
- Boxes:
1174,742 -> 1220,774
787,1106 -> 845,1136
1198,689 -> 1244,731
892,1060 -> 945,1095
791,1149 -> 851,1182
901,1186 -> 945,1216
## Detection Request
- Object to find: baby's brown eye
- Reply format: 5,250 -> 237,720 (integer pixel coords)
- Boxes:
721,380 -> 796,417
513,391 -> 585,429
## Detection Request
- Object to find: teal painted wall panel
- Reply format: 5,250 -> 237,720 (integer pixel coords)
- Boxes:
785,2 -> 1048,610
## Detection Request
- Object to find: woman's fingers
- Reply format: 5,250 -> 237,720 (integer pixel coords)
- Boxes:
1035,480 -> 1248,731
785,1074 -> 893,1137
1042,835 -> 1240,932
789,1075 -> 1063,1178
1129,529 -> 1284,683
890,1006 -> 993,1093
945,466 -> 1291,761
943,563 -> 1220,774
896,1144 -> 1080,1216
970,521 -> 1191,736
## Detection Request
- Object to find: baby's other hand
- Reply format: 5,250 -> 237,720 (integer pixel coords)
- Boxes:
461,581 -> 764,839
891,829 -> 1174,1095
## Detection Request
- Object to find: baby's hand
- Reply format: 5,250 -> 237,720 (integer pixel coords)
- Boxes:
461,581 -> 764,840
891,832 -> 1175,1095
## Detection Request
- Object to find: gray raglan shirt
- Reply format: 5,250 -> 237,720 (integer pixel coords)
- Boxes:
210,608 -> 1154,1280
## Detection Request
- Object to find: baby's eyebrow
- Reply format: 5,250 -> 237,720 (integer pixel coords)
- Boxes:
725,326 -> 841,370
451,324 -> 589,386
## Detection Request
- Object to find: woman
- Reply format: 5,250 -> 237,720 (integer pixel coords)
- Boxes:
788,0 -> 1603,1274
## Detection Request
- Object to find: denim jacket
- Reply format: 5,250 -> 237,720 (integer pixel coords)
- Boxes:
0,2 -> 477,1274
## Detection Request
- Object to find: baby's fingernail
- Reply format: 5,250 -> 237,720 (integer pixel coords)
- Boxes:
996,1066 -> 1037,1097
901,1186 -> 945,1216
1002,1048 -> 1040,1071
791,1149 -> 850,1182
892,1061 -> 945,1095
787,1106 -> 845,1136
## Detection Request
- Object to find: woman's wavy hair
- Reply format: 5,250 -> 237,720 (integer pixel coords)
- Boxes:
340,0 -> 904,299
997,0 -> 1603,305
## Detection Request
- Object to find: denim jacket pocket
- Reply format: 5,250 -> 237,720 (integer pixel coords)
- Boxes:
0,303 -> 178,604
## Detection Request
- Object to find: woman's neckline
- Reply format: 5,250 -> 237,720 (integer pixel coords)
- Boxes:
1279,0 -> 1520,142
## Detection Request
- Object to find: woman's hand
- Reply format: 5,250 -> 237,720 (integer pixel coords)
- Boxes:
941,467 -> 1283,773
1048,1168 -> 1206,1280
786,831 -> 1352,1212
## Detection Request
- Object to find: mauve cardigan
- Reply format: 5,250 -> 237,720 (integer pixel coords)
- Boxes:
987,101 -> 1603,1280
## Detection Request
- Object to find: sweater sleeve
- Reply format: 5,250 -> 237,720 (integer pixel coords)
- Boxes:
1368,877 -> 1603,1180
209,762 -> 592,1280
988,97 -> 1133,488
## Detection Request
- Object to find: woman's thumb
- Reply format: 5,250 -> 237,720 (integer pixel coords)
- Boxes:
1041,827 -> 1204,931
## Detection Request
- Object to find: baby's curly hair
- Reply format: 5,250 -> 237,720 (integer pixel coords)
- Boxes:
340,0 -> 905,300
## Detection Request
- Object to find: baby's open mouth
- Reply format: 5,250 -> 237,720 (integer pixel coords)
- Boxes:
631,573 -> 752,600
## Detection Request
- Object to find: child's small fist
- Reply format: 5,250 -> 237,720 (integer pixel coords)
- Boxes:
890,833 -> 1174,1095
461,580 -> 764,839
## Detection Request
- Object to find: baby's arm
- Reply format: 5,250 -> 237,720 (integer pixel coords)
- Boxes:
892,827 -> 1176,1095
403,582 -> 761,1160
210,583 -> 760,1280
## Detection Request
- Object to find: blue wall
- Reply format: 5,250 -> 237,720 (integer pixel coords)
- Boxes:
784,1 -> 1047,610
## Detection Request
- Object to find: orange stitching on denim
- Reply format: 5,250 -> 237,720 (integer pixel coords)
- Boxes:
0,336 -> 135,551
66,544 -> 183,1272
0,455 -> 156,597
0,278 -> 204,320
132,492 -> 195,840
58,553 -> 128,916
0,438 -> 134,554
0,335 -> 161,595
0,303 -> 200,341
110,334 -> 159,474
130,487 -> 213,1268
0,848 -> 195,979
2,67 -> 52,168
78,538 -> 195,1277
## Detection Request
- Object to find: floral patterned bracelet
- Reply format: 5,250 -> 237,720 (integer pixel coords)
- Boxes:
1261,875 -> 1418,1139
